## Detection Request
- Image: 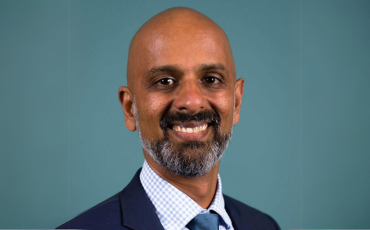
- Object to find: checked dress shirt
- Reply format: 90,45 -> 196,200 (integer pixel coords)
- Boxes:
140,160 -> 234,230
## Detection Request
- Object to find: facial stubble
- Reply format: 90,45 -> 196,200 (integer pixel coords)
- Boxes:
133,100 -> 232,178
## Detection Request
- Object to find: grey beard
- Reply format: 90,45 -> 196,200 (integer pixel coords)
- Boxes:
133,100 -> 232,178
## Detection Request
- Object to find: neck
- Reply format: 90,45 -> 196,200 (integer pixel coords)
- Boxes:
144,153 -> 219,209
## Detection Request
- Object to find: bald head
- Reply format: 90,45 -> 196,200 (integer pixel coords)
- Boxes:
126,7 -> 236,92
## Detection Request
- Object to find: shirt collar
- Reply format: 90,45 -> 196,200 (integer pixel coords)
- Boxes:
140,160 -> 233,230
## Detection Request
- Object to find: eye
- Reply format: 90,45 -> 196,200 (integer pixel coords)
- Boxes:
204,76 -> 221,84
158,78 -> 175,86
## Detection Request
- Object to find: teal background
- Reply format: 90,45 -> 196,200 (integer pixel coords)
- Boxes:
0,0 -> 369,229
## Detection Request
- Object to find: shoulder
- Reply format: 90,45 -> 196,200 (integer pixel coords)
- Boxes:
56,193 -> 124,229
223,194 -> 280,230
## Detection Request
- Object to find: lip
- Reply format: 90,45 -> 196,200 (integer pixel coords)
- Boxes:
167,124 -> 211,142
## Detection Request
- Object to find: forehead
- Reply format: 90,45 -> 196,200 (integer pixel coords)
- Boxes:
137,27 -> 232,74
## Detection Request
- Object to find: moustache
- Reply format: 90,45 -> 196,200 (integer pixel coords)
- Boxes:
160,110 -> 221,130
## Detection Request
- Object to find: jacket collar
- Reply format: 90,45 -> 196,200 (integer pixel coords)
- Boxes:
224,195 -> 245,230
119,169 -> 165,230
119,169 -> 245,230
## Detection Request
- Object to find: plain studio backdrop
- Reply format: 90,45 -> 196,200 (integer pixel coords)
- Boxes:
0,0 -> 369,229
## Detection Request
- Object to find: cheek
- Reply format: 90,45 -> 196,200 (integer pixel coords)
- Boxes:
211,92 -> 235,132
136,95 -> 168,138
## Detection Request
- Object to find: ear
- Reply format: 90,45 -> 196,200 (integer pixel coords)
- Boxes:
233,78 -> 244,125
118,86 -> 136,131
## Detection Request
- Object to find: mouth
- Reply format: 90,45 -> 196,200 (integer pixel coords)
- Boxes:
166,121 -> 212,141
172,124 -> 208,133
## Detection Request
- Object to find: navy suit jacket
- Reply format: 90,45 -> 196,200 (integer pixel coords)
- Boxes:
57,169 -> 280,230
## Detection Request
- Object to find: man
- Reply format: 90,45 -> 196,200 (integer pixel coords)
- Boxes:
58,7 -> 280,230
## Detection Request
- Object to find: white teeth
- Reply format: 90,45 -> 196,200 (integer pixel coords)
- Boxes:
173,124 -> 208,133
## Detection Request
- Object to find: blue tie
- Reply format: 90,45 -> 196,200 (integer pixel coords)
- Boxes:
186,213 -> 219,230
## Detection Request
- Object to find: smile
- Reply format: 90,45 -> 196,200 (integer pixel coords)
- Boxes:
172,124 -> 208,133
167,121 -> 211,141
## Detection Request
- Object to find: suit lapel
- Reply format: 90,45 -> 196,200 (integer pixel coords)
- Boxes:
224,194 -> 250,230
119,169 -> 165,230
120,170 -> 252,230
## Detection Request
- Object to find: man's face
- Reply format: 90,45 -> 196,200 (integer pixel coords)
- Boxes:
123,20 -> 243,177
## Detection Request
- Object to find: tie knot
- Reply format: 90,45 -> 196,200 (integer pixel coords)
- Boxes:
186,213 -> 219,230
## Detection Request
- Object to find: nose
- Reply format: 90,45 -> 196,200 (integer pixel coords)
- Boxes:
173,79 -> 206,114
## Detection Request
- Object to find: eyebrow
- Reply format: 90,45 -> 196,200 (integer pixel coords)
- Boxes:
147,65 -> 181,76
146,63 -> 228,77
198,63 -> 226,72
